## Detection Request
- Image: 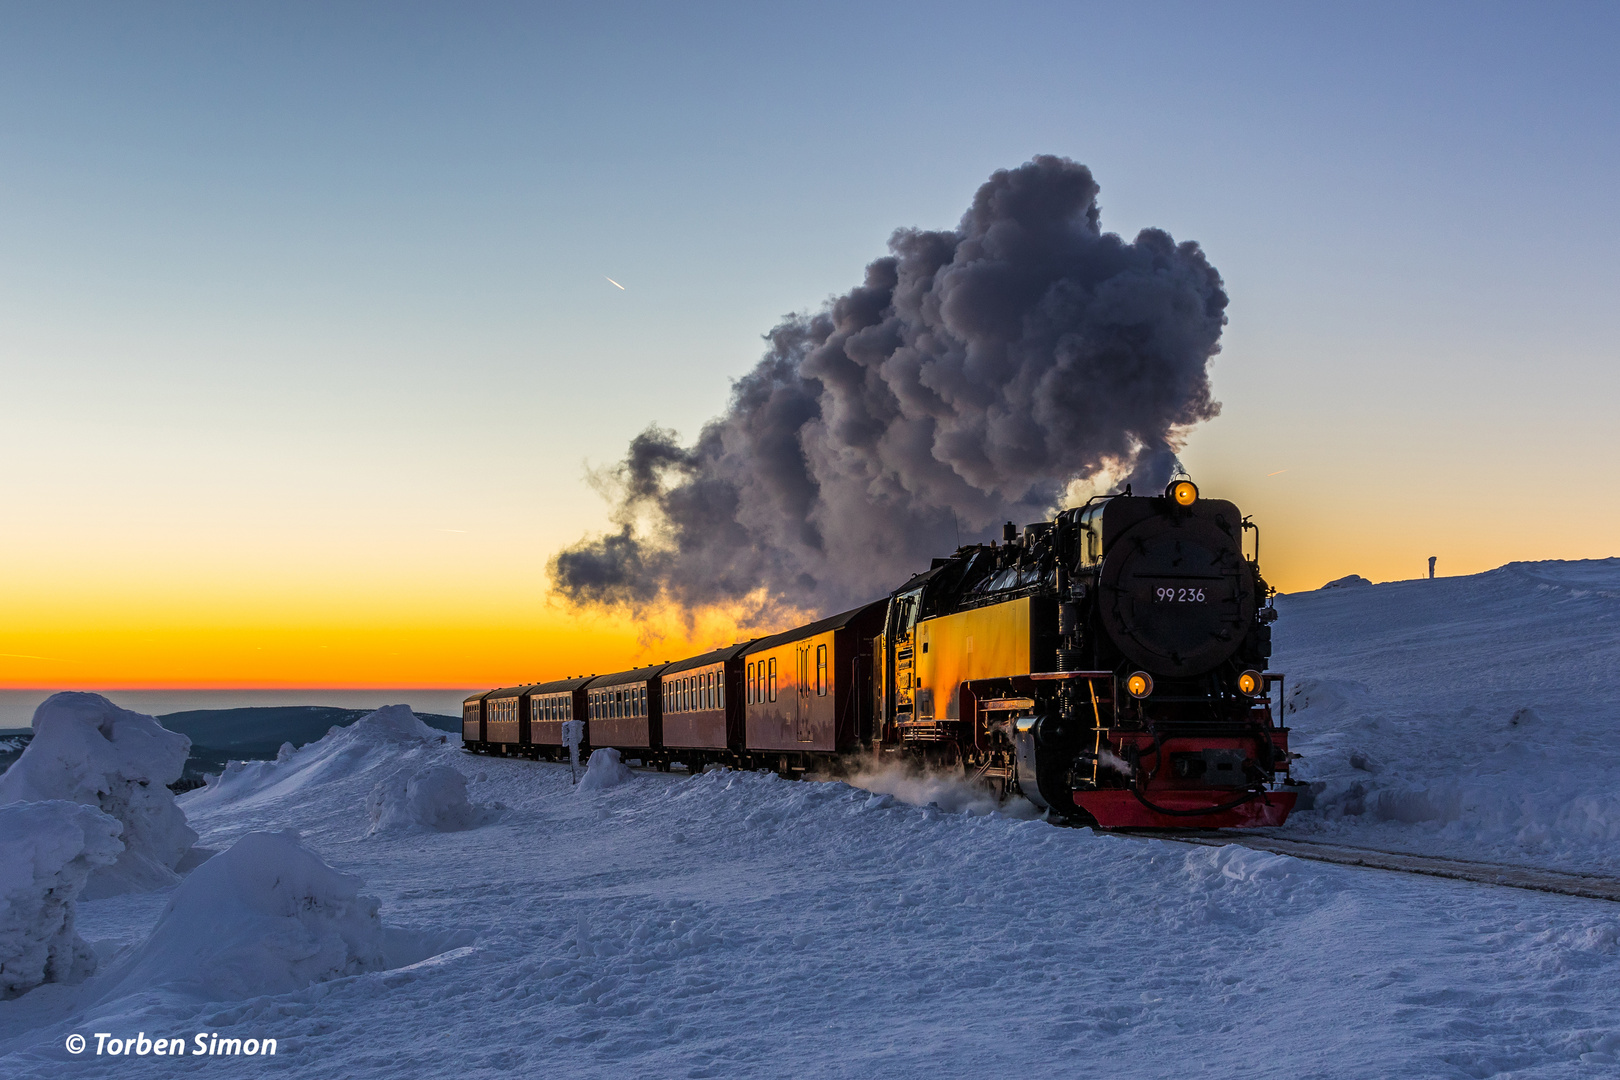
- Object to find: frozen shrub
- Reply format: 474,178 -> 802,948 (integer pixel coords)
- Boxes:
0,800 -> 124,997
0,692 -> 196,897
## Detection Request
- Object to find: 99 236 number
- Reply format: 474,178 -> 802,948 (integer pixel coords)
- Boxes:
1155,587 -> 1206,603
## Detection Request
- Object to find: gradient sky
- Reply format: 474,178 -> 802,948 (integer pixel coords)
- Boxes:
3,2 -> 1617,689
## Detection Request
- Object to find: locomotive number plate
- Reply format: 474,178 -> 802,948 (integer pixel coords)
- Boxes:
1152,586 -> 1207,603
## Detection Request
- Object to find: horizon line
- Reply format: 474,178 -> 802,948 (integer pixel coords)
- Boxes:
0,684 -> 486,692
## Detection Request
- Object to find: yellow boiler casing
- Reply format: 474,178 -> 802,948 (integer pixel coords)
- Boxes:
913,597 -> 1032,720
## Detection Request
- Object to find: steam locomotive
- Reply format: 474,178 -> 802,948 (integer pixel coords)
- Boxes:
464,479 -> 1298,828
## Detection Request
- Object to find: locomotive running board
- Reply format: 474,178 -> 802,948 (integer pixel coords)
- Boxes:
1029,670 -> 1113,680
978,697 -> 1035,711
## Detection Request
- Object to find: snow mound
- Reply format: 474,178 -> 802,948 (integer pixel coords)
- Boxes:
577,747 -> 632,791
0,692 -> 197,898
366,764 -> 503,834
1276,562 -> 1620,872
1321,573 -> 1372,589
1285,676 -> 1373,720
184,704 -> 448,812
0,801 -> 124,997
1501,557 -> 1620,597
97,830 -> 386,1001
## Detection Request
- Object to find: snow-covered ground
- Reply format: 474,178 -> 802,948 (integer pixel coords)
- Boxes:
1276,559 -> 1620,876
1,560 -> 1619,1077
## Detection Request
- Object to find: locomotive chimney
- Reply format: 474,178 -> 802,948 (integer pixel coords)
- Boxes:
1428,556 -> 1437,580
1003,521 -> 1017,544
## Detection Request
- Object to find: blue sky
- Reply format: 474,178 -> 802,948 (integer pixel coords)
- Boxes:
2,2 -> 1617,682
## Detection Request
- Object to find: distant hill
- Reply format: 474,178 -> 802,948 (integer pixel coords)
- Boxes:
161,706 -> 460,786
0,730 -> 30,774
159,705 -> 459,757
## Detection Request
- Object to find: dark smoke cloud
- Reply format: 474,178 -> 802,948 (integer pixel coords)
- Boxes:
550,155 -> 1227,621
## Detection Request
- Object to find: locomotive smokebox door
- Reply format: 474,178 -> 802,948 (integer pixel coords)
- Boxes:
1096,499 -> 1256,677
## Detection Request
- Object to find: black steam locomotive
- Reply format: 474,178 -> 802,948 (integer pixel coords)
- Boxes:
465,479 -> 1298,828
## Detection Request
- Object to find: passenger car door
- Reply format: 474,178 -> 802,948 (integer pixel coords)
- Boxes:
795,646 -> 812,741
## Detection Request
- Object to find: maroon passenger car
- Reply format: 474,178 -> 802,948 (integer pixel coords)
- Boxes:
524,675 -> 593,757
584,663 -> 669,750
740,601 -> 885,759
659,642 -> 754,755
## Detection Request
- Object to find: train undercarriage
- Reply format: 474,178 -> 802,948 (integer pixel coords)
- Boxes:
882,673 -> 1300,829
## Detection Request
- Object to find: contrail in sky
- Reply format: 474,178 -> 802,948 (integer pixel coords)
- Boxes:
1267,469 -> 1288,476
605,276 -> 625,290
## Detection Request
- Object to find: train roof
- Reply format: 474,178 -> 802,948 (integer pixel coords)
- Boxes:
742,599 -> 887,654
586,662 -> 670,689
523,676 -> 595,695
485,684 -> 539,700
660,640 -> 756,676
892,563 -> 952,594
463,689 -> 497,706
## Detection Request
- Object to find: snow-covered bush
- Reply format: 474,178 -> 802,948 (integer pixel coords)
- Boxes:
0,801 -> 124,997
578,747 -> 633,791
98,830 -> 386,1001
0,692 -> 197,897
366,764 -> 502,834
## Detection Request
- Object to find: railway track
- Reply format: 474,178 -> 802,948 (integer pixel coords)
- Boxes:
1157,830 -> 1620,903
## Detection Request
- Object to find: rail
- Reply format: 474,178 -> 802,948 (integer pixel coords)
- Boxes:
1154,831 -> 1620,903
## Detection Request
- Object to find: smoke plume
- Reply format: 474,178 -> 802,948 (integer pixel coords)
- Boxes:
551,155 -> 1226,622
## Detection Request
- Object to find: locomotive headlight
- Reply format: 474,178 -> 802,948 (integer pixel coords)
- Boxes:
1127,672 -> 1154,698
1170,480 -> 1198,506
1237,669 -> 1263,695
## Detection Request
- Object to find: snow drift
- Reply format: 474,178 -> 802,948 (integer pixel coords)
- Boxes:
0,692 -> 196,898
1275,559 -> 1620,873
366,764 -> 502,834
0,800 -> 124,997
96,830 -> 387,1001
577,747 -> 633,792
184,704 -> 451,814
